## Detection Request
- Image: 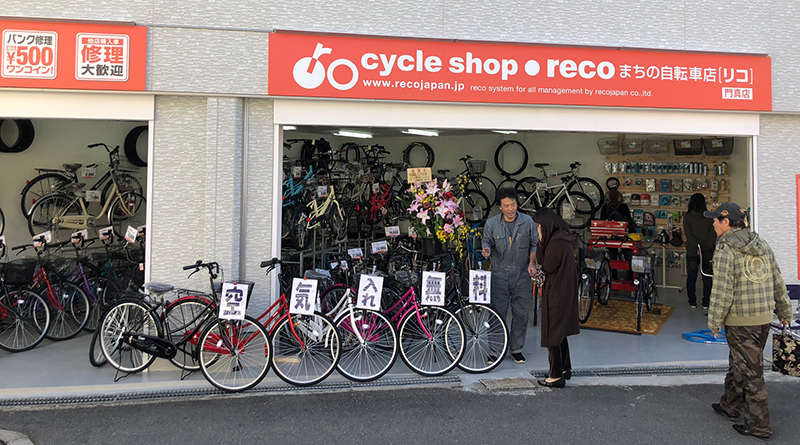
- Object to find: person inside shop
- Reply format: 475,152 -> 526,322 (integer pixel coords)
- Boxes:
705,202 -> 792,440
684,193 -> 716,312
601,189 -> 633,282
532,207 -> 580,388
481,188 -> 538,365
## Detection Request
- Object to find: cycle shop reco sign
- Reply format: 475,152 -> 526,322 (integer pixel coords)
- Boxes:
1,19 -> 146,91
268,32 -> 772,112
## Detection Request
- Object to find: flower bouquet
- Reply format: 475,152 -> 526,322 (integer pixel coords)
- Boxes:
405,179 -> 468,256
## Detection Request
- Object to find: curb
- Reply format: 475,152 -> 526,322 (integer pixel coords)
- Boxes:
0,429 -> 34,445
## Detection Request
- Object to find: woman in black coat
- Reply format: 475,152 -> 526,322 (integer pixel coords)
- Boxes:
534,208 -> 580,388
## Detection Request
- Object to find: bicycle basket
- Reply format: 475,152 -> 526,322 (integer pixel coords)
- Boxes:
597,138 -> 620,155
306,269 -> 334,289
1,259 -> 38,285
644,138 -> 671,155
631,255 -> 654,273
467,160 -> 487,175
621,139 -> 645,155
673,139 -> 703,156
702,137 -> 734,156
583,249 -> 606,270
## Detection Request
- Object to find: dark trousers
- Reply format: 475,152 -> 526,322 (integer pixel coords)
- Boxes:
720,325 -> 771,436
686,256 -> 712,307
547,337 -> 571,379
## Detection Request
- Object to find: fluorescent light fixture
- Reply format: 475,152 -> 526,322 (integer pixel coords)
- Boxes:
402,128 -> 439,137
283,125 -> 297,131
333,130 -> 373,139
492,130 -> 518,134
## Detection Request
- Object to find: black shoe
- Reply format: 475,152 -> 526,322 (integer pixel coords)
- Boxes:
537,378 -> 566,388
511,352 -> 526,364
486,355 -> 497,366
563,370 -> 572,380
712,403 -> 737,421
733,424 -> 770,440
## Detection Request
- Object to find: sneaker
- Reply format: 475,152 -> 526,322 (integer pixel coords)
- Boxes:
689,304 -> 697,309
511,352 -> 526,364
486,355 -> 497,366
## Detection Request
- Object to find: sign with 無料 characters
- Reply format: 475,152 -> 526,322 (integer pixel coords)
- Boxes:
468,270 -> 492,304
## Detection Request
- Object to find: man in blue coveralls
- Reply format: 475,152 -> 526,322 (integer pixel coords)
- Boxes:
482,188 -> 539,364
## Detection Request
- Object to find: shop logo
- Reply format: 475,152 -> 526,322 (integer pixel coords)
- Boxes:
292,43 -> 359,91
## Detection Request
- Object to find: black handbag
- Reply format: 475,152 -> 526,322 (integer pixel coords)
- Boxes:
772,326 -> 800,377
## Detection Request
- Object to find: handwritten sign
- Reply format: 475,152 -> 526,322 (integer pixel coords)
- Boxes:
421,271 -> 446,306
356,275 -> 384,311
469,270 -> 492,304
290,278 -> 318,315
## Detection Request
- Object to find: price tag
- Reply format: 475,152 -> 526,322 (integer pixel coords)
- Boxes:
290,278 -> 318,315
98,226 -> 114,241
469,270 -> 492,304
85,190 -> 101,202
316,185 -> 328,198
124,225 -> 138,243
372,183 -> 380,193
331,260 -> 348,270
81,166 -> 97,178
356,275 -> 384,311
347,248 -> 364,259
371,240 -> 388,254
472,206 -> 482,221
536,182 -> 548,191
292,166 -> 303,178
71,229 -> 88,244
406,168 -> 432,183
547,170 -> 557,178
33,231 -> 52,248
408,226 -> 417,238
385,226 -> 400,237
421,271 -> 446,306
218,282 -> 250,320
137,225 -> 146,238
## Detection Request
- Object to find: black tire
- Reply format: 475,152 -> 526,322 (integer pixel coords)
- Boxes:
270,312 -> 340,386
645,275 -> 656,312
20,172 -> 72,217
454,304 -> 508,373
0,206 -> 4,236
198,315 -> 272,392
402,141 -> 435,168
163,297 -> 212,371
43,281 -> 90,341
493,140 -> 528,177
598,260 -> 612,305
568,177 -> 605,211
27,193 -> 82,241
463,188 -> 490,224
123,125 -> 148,167
101,173 -> 144,207
470,175 -> 496,201
515,177 -> 544,214
556,191 -> 594,229
89,326 -> 107,367
334,309 -> 398,382
398,306 -> 464,377
290,205 -> 312,250
340,142 -> 360,163
636,285 -> 644,332
578,269 -> 595,324
99,298 -> 162,373
0,290 -> 50,353
0,119 -> 35,153
108,192 -> 147,240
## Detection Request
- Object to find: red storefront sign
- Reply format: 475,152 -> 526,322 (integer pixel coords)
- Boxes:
269,32 -> 772,111
1,19 -> 146,91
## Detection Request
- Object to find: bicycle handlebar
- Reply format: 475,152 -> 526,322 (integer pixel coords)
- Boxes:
182,260 -> 219,271
260,258 -> 281,268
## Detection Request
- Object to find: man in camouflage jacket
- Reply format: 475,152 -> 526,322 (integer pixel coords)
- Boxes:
706,202 -> 793,440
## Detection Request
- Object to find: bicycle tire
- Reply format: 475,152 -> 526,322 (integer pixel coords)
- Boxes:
270,311 -> 340,386
290,205 -> 312,250
123,125 -> 148,167
454,304 -> 507,373
463,188 -> 490,224
26,193 -> 81,241
99,298 -> 162,373
89,325 -> 107,367
515,177 -> 544,214
402,141 -> 435,168
493,140 -> 528,177
83,275 -> 111,333
163,297 -> 212,371
0,289 -> 50,353
334,309 -> 398,382
356,204 -> 376,239
568,177 -> 604,211
340,142 -> 360,163
645,274 -> 656,312
636,285 -> 644,332
0,119 -> 35,153
578,270 -> 595,324
598,260 -> 612,304
19,172 -> 72,217
0,206 -> 4,236
471,175 -> 496,201
556,190 -> 594,229
101,173 -> 144,208
495,177 -> 520,201
43,281 -> 90,341
319,284 -> 349,318
108,192 -> 147,240
398,306 -> 464,377
198,315 -> 272,392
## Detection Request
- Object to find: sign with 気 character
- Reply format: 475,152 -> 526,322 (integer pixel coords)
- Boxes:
469,270 -> 492,304
290,278 -> 318,315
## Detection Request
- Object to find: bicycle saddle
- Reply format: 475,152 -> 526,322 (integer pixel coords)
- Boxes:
63,163 -> 82,173
145,282 -> 175,294
534,163 -> 550,168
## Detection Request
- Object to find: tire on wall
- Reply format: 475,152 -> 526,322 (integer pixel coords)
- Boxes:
124,125 -> 148,167
0,119 -> 35,153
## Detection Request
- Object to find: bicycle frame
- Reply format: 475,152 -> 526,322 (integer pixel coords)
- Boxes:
304,187 -> 344,231
282,166 -> 314,207
52,182 -> 130,231
383,284 -> 433,340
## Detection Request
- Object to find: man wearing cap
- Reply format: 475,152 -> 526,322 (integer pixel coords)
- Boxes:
705,202 -> 793,440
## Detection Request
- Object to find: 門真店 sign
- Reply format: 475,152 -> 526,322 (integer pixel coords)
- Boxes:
269,32 -> 772,112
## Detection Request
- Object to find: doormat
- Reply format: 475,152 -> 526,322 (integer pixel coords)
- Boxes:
581,300 -> 675,336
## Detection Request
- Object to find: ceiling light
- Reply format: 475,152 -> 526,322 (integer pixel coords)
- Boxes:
333,130 -> 373,139
402,129 -> 439,137
283,125 -> 297,131
492,130 -> 518,134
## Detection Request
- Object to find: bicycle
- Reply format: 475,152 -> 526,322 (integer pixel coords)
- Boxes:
98,260 -> 271,392
513,165 -> 595,229
27,143 -> 147,243
20,146 -> 142,217
631,252 -> 658,332
456,155 -> 496,203
577,247 -> 612,323
0,239 -> 50,353
516,161 -> 604,212
290,182 -> 347,250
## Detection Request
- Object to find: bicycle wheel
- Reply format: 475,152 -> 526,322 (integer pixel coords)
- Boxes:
493,140 -> 528,177
0,290 -> 50,353
101,173 -> 144,208
568,177 -> 604,211
463,188 -> 490,224
198,315 -> 271,392
0,206 -> 4,236
108,192 -> 147,239
645,274 -> 656,312
334,309 -> 397,382
402,141 -> 435,168
578,269 -> 595,324
398,306 -> 464,376
27,193 -> 81,241
20,172 -> 71,216
290,205 -> 312,250
470,175 -> 496,201
89,325 -> 106,367
597,260 -> 612,304
319,285 -> 349,318
44,281 -> 90,341
635,283 -> 644,332
164,297 -> 212,371
99,298 -> 161,373
271,312 -> 340,386
356,204 -> 376,239
514,180 -> 543,215
328,202 -> 348,243
454,304 -> 507,373
556,191 -> 594,229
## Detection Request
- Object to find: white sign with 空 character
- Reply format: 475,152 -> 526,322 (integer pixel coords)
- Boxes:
290,278 -> 318,315
218,282 -> 251,321
357,275 -> 384,311
421,271 -> 446,306
469,270 -> 492,304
